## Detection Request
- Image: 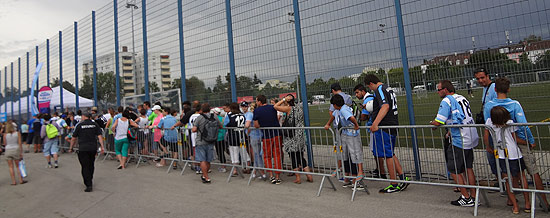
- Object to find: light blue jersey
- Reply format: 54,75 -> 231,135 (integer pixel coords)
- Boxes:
435,94 -> 479,149
332,105 -> 359,137
484,98 -> 534,144
482,83 -> 497,105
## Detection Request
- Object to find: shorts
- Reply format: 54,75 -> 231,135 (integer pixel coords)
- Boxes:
5,148 -> 21,160
33,134 -> 42,145
43,139 -> 59,156
26,132 -> 34,144
517,144 -> 539,175
499,158 -> 526,177
340,134 -> 363,164
372,130 -> 396,158
160,137 -> 178,153
22,133 -> 28,143
446,146 -> 474,174
228,145 -> 250,164
195,144 -> 214,162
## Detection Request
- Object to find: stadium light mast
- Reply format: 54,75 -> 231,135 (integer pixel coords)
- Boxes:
126,0 -> 138,96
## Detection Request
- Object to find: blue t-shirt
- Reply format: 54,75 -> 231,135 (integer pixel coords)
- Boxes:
146,109 -> 152,117
252,104 -> 280,139
157,115 -> 178,142
482,83 -> 497,106
245,111 -> 262,139
484,98 -> 534,144
333,105 -> 359,137
113,113 -> 122,121
27,118 -> 37,133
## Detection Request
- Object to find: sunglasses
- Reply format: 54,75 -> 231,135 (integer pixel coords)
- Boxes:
437,88 -> 444,91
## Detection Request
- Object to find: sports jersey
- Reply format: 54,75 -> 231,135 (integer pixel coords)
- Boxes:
482,83 -> 497,106
486,119 -> 522,160
225,112 -> 246,146
332,105 -> 359,137
361,94 -> 374,116
371,84 -> 398,126
188,113 -> 200,147
483,98 -> 534,144
435,94 -> 479,149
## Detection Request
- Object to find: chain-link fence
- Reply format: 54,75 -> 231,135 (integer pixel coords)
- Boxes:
1,0 -> 550,127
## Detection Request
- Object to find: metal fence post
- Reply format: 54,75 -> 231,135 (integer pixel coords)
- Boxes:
224,0 -> 237,102
18,57 -> 21,124
26,52 -> 29,120
59,30 -> 64,112
394,0 -> 421,180
74,21 -> 79,110
46,41 -> 49,87
114,0 -> 121,106
92,11 -> 98,107
141,0 -> 150,102
292,0 -> 313,168
177,0 -> 187,102
11,62 -> 14,120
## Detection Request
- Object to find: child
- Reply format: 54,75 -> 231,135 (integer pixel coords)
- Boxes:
330,94 -> 364,190
484,106 -> 530,214
224,103 -> 251,176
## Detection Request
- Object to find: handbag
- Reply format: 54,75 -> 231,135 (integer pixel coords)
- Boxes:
282,108 -> 295,138
475,82 -> 492,124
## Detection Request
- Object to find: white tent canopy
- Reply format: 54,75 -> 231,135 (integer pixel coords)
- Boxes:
0,86 -> 94,116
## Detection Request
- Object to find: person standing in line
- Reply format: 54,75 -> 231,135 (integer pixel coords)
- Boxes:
3,121 -> 27,185
71,113 -> 105,192
20,121 -> 29,153
41,114 -> 62,168
364,74 -> 410,193
474,68 -> 499,183
244,102 -> 266,180
253,95 -> 283,185
431,80 -> 479,206
324,83 -> 353,179
483,77 -> 548,209
193,103 -> 219,184
111,110 -> 140,169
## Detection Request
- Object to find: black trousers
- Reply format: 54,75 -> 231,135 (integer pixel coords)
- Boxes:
77,150 -> 97,188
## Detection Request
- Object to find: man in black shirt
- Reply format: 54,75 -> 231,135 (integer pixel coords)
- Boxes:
70,113 -> 105,192
364,74 -> 409,193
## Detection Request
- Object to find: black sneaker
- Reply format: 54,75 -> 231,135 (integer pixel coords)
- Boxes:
275,179 -> 282,185
372,169 -> 380,178
450,195 -> 474,207
342,182 -> 352,188
270,177 -> 277,184
84,187 -> 93,192
398,176 -> 411,191
379,184 -> 401,193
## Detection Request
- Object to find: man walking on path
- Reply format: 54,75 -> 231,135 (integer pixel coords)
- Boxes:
71,113 -> 105,192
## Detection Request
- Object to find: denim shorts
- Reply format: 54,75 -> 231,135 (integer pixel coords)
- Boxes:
43,139 -> 59,156
195,144 -> 214,162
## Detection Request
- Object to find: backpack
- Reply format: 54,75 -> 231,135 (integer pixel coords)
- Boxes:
32,120 -> 42,133
350,100 -> 361,124
127,127 -> 138,142
199,114 -> 219,143
45,122 -> 59,139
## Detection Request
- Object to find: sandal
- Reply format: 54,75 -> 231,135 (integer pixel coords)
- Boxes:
20,180 -> 27,184
453,187 -> 460,192
201,176 -> 211,183
10,183 -> 16,186
524,209 -> 531,213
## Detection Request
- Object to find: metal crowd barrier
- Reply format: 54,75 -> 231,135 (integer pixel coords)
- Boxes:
339,124 -> 504,216
499,123 -> 550,218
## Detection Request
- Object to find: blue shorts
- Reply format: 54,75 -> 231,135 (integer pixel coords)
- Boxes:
372,130 -> 396,158
43,139 -> 59,156
195,144 -> 214,162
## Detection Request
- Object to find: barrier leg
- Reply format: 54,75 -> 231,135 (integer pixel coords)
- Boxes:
180,161 -> 189,175
227,165 -> 236,183
317,175 -> 337,197
166,160 -> 176,174
531,192 -> 536,218
536,193 -> 549,212
136,156 -> 142,168
474,188 -> 480,216
247,168 -> 256,186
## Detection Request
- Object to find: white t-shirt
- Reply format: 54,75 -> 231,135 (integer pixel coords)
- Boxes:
486,119 -> 522,160
189,113 -> 200,147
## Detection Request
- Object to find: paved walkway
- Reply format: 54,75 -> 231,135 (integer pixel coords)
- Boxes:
0,152 -> 543,218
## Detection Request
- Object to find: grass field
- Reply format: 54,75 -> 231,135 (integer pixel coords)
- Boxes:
306,82 -> 550,150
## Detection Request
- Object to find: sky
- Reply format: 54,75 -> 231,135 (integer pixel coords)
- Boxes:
0,0 -> 111,68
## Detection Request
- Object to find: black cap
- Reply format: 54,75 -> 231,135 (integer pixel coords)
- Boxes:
240,101 -> 249,107
83,112 -> 93,118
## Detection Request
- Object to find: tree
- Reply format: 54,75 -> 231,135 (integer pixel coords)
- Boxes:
520,35 -> 542,44
141,82 -> 160,93
51,77 -> 76,93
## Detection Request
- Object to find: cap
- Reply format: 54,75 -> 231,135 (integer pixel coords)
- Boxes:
152,105 -> 162,111
211,107 -> 223,114
61,114 -> 67,118
91,106 -> 98,111
240,101 -> 249,107
83,112 -> 93,118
